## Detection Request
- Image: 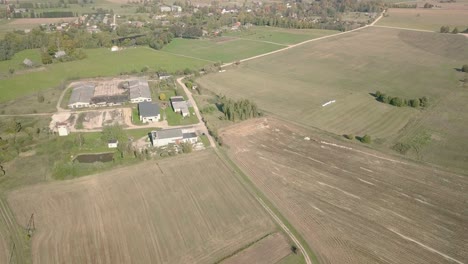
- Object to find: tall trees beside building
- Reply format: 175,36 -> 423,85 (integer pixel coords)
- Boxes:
220,97 -> 260,121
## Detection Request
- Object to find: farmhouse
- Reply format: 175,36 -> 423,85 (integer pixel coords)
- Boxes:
128,79 -> 152,103
170,96 -> 190,117
68,83 -> 95,109
56,122 -> 70,136
138,102 -> 160,123
150,128 -> 198,147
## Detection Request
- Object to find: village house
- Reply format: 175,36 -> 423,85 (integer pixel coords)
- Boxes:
138,102 -> 160,123
170,96 -> 190,117
149,128 -> 198,147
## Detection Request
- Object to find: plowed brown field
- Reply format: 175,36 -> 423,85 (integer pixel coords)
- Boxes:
221,118 -> 467,264
7,150 -> 276,264
222,232 -> 292,264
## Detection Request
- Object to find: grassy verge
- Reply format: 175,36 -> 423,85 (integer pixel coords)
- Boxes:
216,148 -> 316,264
131,107 -> 146,126
164,107 -> 199,126
199,134 -> 210,148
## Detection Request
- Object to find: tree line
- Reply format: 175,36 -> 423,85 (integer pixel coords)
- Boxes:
219,97 -> 260,122
374,91 -> 428,108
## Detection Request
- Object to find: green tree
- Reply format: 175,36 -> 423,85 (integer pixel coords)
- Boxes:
159,93 -> 166,100
452,27 -> 459,34
390,97 -> 403,107
101,125 -> 127,156
462,64 -> 468,73
409,99 -> 420,108
360,134 -> 371,143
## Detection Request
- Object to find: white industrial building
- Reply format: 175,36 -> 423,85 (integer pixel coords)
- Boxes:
150,128 -> 198,147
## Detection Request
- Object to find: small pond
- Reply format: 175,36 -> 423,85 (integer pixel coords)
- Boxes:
74,153 -> 114,163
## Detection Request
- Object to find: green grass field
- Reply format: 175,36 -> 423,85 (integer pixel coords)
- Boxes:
223,26 -> 338,45
197,26 -> 468,172
377,8 -> 468,31
0,47 -> 208,103
162,37 -> 283,63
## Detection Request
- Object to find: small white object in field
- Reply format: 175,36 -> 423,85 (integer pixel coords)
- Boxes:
274,128 -> 280,132
304,137 -> 310,141
322,100 -> 336,107
219,70 -> 226,73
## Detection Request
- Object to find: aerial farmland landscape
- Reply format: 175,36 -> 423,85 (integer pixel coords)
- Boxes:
0,0 -> 467,263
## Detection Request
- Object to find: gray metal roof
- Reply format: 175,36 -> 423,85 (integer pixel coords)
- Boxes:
128,79 -> 151,99
138,102 -> 160,117
170,96 -> 185,102
182,132 -> 197,139
69,84 -> 95,104
156,128 -> 183,139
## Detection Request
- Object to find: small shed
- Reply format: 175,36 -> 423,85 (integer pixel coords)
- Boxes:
111,46 -> 119,52
108,139 -> 119,148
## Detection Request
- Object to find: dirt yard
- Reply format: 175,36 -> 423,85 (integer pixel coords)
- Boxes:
221,118 -> 468,264
81,109 -> 125,130
7,150 -> 276,264
222,232 -> 293,264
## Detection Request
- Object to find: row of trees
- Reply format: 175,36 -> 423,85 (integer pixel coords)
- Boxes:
375,91 -> 428,108
220,97 -> 260,122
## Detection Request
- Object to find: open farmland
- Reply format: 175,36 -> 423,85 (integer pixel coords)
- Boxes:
223,27 -> 338,45
222,233 -> 293,264
197,26 -> 468,172
162,38 -> 284,63
7,150 -> 276,264
377,8 -> 468,31
221,118 -> 468,264
0,47 -> 208,103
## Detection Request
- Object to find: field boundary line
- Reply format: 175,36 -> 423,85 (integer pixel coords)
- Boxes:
372,25 -> 434,33
215,148 -> 317,264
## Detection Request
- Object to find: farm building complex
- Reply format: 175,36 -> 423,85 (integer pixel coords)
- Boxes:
68,79 -> 152,109
150,128 -> 198,147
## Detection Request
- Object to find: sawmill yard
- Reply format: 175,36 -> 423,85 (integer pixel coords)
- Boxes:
197,26 -> 468,173
221,118 -> 468,264
6,151 -> 298,264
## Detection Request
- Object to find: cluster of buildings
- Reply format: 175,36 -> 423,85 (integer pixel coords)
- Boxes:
136,95 -> 191,123
68,79 -> 151,109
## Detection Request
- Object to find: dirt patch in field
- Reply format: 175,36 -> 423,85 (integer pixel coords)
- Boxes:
222,232 -> 293,264
7,151 -> 276,264
9,18 -> 76,25
221,118 -> 468,264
